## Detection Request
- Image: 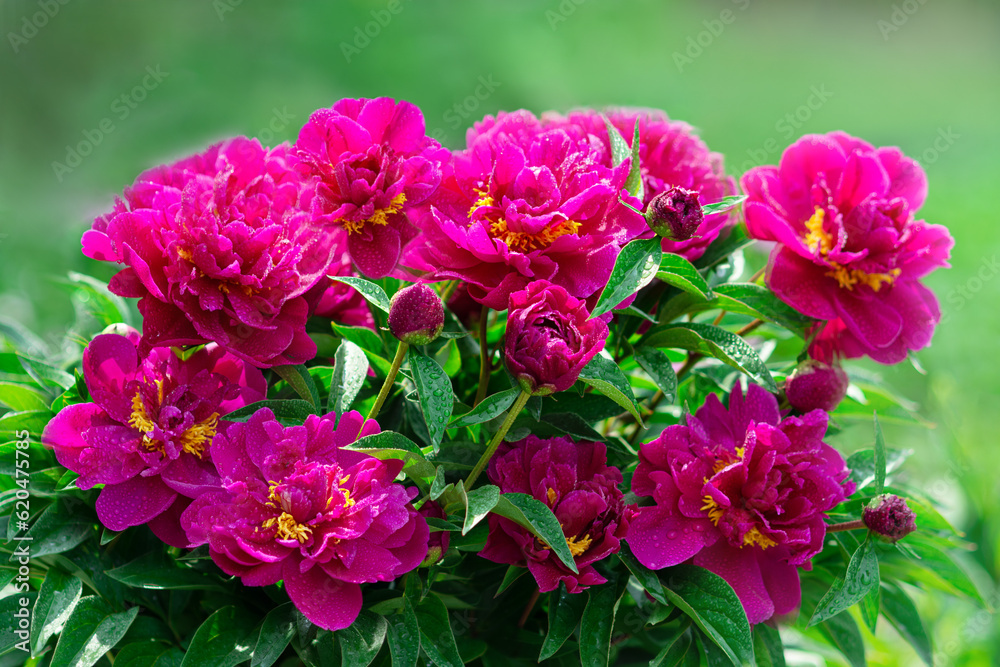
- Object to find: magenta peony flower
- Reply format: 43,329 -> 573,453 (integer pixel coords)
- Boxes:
504,280 -> 609,396
180,409 -> 428,630
83,137 -> 337,368
42,330 -> 267,547
742,132 -> 954,364
542,108 -> 738,261
403,110 -> 648,309
295,97 -> 448,279
480,436 -> 635,593
307,229 -> 376,330
627,383 -> 854,624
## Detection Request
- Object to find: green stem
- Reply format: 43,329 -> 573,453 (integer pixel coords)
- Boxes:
827,519 -> 867,533
473,304 -> 491,406
466,390 -> 531,488
366,340 -> 408,422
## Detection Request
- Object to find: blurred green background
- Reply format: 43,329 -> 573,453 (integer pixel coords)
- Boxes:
1,0 -> 997,664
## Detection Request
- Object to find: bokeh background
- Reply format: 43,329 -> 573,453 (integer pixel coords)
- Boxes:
1,0 -> 998,664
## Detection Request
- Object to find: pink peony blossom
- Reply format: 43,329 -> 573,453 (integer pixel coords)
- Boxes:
542,108 -> 738,261
504,280 -> 609,396
627,383 -> 854,624
41,330 -> 266,547
742,132 -> 954,364
295,97 -> 449,279
403,110 -> 648,309
480,436 -> 635,593
180,409 -> 428,630
83,138 -> 337,368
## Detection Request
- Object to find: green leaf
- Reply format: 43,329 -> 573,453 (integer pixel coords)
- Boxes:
181,606 -> 259,667
845,447 -> 910,491
873,412 -> 887,495
352,431 -> 422,454
633,345 -> 678,403
328,340 -> 369,415
615,541 -> 668,605
337,610 -> 387,667
66,271 -> 135,328
656,254 -> 713,300
18,354 -> 75,391
0,382 -> 49,412
250,602 -> 296,667
590,238 -> 662,319
710,283 -> 815,333
881,584 -> 932,667
222,399 -> 316,424
539,584 -> 588,661
701,195 -> 747,217
577,353 -> 643,425
461,483 -> 500,535
579,580 -> 624,667
495,565 -> 527,598
114,642 -> 184,667
641,322 -> 777,392
330,276 -> 391,313
0,592 -> 36,656
414,594 -> 462,667
695,225 -> 753,271
816,613 -> 866,667
26,497 -> 94,557
492,493 -> 578,574
809,537 -> 880,626
650,627 -> 694,667
273,364 -> 320,407
31,568 -> 82,655
752,625 -> 786,667
51,597 -> 139,667
660,564 -> 754,667
626,117 -> 644,200
408,350 -> 454,449
602,114 -> 631,167
860,581 -> 880,633
350,433 -> 438,491
385,598 -> 420,667
106,552 -> 223,591
429,467 -> 448,501
449,387 -> 519,428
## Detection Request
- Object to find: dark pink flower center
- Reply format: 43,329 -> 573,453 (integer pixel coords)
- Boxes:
260,461 -> 355,544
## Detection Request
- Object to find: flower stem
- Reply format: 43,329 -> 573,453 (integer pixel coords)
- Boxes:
517,586 -> 541,628
826,519 -> 867,533
466,389 -> 531,488
367,340 -> 408,422
736,318 -> 765,337
474,304 -> 491,407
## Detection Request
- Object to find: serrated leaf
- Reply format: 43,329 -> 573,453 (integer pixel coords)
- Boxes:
539,584 -> 588,661
222,399 -> 316,425
492,493 -> 578,574
51,597 -> 139,667
449,388 -> 519,428
633,346 -> 678,403
181,606 -> 258,667
385,598 -> 420,667
873,413 -> 887,495
250,602 -> 296,667
591,238 -> 662,319
328,340 -> 369,415
656,254 -> 713,300
106,552 -> 223,591
273,364 -> 320,407
31,568 -> 82,655
330,277 -> 391,313
809,537 -> 880,626
337,610 -> 387,667
641,322 -> 777,392
661,565 -> 754,667
700,195 -> 746,217
461,483 -> 500,535
577,354 -> 643,425
579,579 -> 624,667
414,594 -> 462,667
881,584 -> 932,666
408,350 -> 454,449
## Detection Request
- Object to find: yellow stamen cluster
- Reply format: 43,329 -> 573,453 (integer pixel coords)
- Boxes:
342,193 -> 406,235
468,188 -> 495,216
489,218 -> 581,254
700,495 -> 777,550
802,206 -> 900,292
546,488 -> 558,505
565,533 -> 593,557
262,512 -> 313,543
128,383 -> 217,456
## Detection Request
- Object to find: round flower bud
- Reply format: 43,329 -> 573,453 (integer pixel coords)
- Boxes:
784,359 -> 849,413
388,284 -> 445,345
863,494 -> 917,543
645,186 -> 703,241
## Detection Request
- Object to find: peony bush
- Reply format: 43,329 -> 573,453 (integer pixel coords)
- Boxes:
1,95 -> 979,667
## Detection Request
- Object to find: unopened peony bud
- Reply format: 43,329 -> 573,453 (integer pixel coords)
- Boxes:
388,284 -> 445,345
785,359 -> 849,412
645,186 -> 703,241
863,494 -> 916,543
